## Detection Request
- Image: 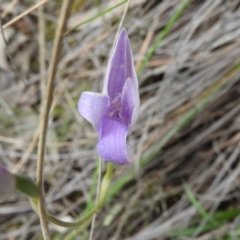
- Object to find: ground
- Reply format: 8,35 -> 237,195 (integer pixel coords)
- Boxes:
0,0 -> 240,239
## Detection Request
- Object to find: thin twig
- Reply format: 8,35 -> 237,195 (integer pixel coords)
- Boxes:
1,0 -> 49,31
135,16 -> 158,71
36,1 -> 72,239
0,0 -> 18,18
0,17 -> 27,85
17,1 -> 46,175
38,0 -> 47,99
13,128 -> 39,173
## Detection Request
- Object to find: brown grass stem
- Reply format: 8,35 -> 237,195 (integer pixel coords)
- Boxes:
36,1 -> 72,239
38,1 -> 46,99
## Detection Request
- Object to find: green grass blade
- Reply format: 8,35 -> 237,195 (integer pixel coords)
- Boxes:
137,0 -> 190,75
168,209 -> 240,237
185,185 -> 218,225
84,158 -> 100,214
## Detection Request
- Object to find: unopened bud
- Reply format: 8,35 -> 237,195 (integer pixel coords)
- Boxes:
15,174 -> 39,199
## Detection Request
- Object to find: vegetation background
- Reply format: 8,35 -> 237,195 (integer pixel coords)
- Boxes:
0,0 -> 240,239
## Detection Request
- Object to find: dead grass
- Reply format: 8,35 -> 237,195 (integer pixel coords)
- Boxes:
1,0 -> 240,239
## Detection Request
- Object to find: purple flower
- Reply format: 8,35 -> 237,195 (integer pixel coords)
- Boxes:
0,167 -> 15,201
78,29 -> 139,164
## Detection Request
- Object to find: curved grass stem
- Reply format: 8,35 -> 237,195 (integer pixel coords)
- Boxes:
36,0 -> 72,239
45,163 -> 114,228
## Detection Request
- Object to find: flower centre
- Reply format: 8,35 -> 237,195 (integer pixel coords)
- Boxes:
107,94 -> 122,119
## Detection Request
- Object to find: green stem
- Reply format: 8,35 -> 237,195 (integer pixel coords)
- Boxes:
46,163 -> 114,228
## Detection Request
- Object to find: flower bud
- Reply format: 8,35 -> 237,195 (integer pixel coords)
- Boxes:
14,174 -> 39,199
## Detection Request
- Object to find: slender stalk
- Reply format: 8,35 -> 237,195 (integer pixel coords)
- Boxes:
1,0 -> 49,31
36,1 -> 72,239
45,163 -> 114,228
38,1 -> 46,99
89,157 -> 102,240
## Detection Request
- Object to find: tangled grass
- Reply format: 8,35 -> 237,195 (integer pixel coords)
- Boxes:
0,0 -> 240,239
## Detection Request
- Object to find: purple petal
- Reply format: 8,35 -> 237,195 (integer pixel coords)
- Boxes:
78,92 -> 109,133
0,167 -> 15,201
97,116 -> 132,164
125,34 -> 138,90
121,77 -> 139,126
103,29 -> 137,101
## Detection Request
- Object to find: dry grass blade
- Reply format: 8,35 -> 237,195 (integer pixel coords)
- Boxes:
1,0 -> 240,239
1,0 -> 49,31
36,0 -> 72,239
